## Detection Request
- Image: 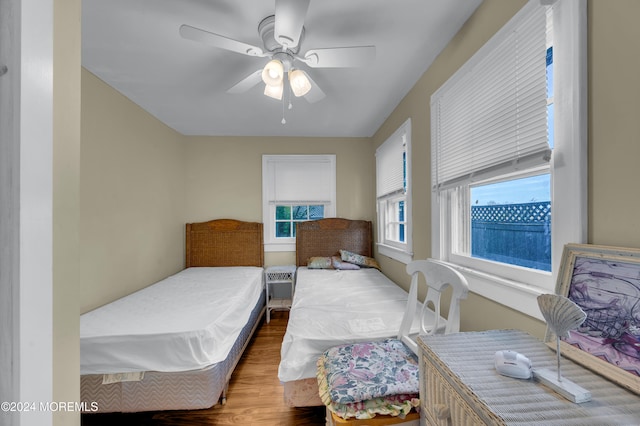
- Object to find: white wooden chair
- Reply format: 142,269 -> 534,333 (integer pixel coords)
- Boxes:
321,259 -> 469,425
398,259 -> 469,355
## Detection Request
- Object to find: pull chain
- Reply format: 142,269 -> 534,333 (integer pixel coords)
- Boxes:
281,77 -> 293,124
281,95 -> 286,124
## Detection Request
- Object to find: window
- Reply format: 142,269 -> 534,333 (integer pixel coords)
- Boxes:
376,119 -> 412,264
431,0 -> 586,318
466,36 -> 555,273
275,204 -> 325,238
262,155 -> 336,251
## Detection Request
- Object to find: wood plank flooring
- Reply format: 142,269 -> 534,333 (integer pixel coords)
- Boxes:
81,311 -> 326,426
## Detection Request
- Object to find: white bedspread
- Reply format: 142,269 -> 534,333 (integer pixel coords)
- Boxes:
80,266 -> 263,375
278,267 -> 421,382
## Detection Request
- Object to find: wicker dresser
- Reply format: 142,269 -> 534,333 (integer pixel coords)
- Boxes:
418,329 -> 640,425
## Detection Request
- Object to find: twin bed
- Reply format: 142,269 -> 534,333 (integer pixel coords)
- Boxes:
80,217 -> 419,417
80,219 -> 266,413
279,218 -> 423,408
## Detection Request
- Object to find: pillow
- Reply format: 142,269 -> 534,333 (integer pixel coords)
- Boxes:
339,250 -> 381,270
331,256 -> 360,270
307,256 -> 334,269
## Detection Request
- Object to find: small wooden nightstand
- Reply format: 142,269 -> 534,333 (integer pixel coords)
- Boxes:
265,265 -> 296,323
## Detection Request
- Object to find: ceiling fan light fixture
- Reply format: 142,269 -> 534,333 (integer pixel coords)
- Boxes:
264,82 -> 284,100
262,59 -> 284,86
289,69 -> 311,97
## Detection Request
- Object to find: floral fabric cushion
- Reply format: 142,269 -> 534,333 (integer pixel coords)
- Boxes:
316,339 -> 419,405
319,390 -> 419,421
307,256 -> 334,269
339,250 -> 381,270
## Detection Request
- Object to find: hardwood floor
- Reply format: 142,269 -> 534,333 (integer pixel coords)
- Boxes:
81,311 -> 326,426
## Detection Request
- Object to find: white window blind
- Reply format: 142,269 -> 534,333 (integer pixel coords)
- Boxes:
264,155 -> 335,204
431,3 -> 550,191
376,129 -> 406,198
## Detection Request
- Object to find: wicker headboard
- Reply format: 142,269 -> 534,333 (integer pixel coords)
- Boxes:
185,219 -> 264,268
296,218 -> 373,267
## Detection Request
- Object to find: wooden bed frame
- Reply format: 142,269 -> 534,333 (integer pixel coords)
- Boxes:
295,218 -> 372,267
81,218 -> 265,413
283,218 -> 373,407
186,218 -> 263,267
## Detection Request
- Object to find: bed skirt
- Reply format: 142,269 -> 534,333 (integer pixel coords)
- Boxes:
81,291 -> 266,413
283,378 -> 323,407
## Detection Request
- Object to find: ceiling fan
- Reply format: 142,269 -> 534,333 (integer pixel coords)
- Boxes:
179,0 -> 376,105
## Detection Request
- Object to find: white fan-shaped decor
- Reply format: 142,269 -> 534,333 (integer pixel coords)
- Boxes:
535,293 -> 591,403
537,293 -> 586,338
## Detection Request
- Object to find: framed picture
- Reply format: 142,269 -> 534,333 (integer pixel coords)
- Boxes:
547,243 -> 640,394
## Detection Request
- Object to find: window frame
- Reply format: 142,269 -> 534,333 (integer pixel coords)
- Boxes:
262,154 -> 336,252
431,0 -> 587,320
376,118 -> 413,264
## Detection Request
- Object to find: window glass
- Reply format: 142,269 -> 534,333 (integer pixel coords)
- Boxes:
276,205 -> 291,220
383,197 -> 406,244
275,204 -> 325,238
470,174 -> 551,271
398,200 -> 405,242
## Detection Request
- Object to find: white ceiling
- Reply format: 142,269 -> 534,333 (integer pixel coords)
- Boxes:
82,0 -> 482,138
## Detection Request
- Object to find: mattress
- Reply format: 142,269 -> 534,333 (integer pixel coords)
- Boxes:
278,267 -> 422,383
81,266 -> 264,375
81,290 -> 266,413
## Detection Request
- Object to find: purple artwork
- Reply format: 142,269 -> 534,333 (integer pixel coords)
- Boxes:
564,256 -> 640,377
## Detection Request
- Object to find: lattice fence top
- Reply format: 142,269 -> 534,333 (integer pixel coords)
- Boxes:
472,202 -> 551,223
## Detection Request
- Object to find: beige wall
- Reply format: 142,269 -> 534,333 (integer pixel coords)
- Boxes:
183,136 -> 374,266
80,70 -> 187,312
53,0 -> 81,424
589,0 -> 640,246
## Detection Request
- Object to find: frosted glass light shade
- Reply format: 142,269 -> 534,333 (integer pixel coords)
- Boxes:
262,59 -> 284,86
264,82 -> 283,100
289,69 -> 311,97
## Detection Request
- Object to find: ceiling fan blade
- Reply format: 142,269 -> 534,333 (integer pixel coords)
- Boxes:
302,46 -> 376,68
227,69 -> 263,94
179,24 -> 266,57
303,73 -> 325,103
274,0 -> 310,49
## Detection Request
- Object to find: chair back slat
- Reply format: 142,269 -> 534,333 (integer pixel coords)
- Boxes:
398,259 -> 469,353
